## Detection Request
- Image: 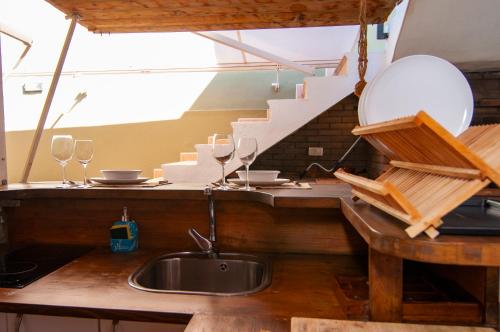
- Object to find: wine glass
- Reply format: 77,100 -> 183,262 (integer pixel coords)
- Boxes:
211,134 -> 235,190
51,135 -> 74,188
74,140 -> 94,188
237,137 -> 258,191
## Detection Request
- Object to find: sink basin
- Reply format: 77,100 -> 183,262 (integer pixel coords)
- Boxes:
128,252 -> 272,296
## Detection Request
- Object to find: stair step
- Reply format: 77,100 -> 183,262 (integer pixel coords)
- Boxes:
334,55 -> 348,76
238,117 -> 268,122
163,160 -> 197,167
238,109 -> 271,122
179,152 -> 198,161
163,52 -> 385,183
153,168 -> 163,178
207,136 -> 231,145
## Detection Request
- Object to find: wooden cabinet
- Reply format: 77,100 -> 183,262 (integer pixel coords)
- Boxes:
0,314 -> 185,332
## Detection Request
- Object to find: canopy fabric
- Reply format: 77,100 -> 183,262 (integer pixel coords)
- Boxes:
44,0 -> 397,33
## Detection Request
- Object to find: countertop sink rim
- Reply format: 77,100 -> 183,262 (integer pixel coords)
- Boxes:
128,251 -> 272,296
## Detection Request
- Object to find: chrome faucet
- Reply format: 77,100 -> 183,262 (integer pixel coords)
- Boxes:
188,185 -> 219,257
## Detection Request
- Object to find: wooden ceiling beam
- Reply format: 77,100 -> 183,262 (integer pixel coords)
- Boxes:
45,0 -> 398,33
47,0 -> 393,14
80,12 -> 349,25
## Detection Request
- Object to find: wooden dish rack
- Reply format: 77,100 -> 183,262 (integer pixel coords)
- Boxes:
334,111 -> 500,239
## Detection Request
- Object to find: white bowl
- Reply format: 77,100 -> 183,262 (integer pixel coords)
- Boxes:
236,170 -> 280,182
101,170 -> 142,181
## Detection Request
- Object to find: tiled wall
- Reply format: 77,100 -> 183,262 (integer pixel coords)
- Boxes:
253,71 -> 500,179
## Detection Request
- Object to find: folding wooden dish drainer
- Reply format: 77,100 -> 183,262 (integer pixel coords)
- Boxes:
334,111 -> 500,239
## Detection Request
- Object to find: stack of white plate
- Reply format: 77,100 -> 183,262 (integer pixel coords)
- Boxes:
92,170 -> 148,184
358,55 -> 473,136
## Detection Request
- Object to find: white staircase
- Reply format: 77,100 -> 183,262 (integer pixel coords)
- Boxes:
162,51 -> 385,183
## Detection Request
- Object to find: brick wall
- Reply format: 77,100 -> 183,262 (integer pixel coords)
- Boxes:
252,71 -> 500,180
252,94 -> 368,179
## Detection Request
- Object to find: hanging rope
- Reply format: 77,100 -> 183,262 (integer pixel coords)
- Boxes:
355,0 -> 368,97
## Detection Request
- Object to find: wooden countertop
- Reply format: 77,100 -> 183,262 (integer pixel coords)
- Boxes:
0,183 -> 351,208
0,248 -> 361,322
341,197 -> 500,267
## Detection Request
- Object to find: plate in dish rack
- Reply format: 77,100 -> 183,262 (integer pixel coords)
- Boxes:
358,55 -> 473,136
228,178 -> 290,186
91,177 -> 149,185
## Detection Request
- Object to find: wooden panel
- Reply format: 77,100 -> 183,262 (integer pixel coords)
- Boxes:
185,314 -> 289,332
369,248 -> 402,322
459,124 -> 500,174
389,160 -> 482,180
334,169 -> 388,195
291,317 -> 495,332
7,198 -> 366,255
45,0 -> 398,33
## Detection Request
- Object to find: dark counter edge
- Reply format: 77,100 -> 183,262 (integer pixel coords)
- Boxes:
0,183 -> 350,208
340,196 -> 500,267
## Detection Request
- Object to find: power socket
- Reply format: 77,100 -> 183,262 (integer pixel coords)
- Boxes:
308,147 -> 323,156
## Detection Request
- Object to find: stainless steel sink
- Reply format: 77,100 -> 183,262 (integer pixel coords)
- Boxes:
128,252 -> 272,296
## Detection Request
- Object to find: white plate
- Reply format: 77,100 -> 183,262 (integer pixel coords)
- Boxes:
228,178 -> 290,186
359,55 -> 473,136
91,177 -> 149,185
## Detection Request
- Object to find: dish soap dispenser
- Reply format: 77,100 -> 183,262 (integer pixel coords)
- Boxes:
110,207 -> 138,253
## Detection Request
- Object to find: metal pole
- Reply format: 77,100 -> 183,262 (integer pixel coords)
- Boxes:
21,15 -> 78,183
194,31 -> 315,76
0,36 -> 8,186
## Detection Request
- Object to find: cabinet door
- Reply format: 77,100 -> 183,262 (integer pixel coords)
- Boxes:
5,314 -> 98,332
1,314 -> 185,332
0,313 -> 7,332
113,321 -> 186,332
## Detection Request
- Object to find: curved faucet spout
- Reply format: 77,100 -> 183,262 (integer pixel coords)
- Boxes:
188,228 -> 212,252
187,185 -> 219,257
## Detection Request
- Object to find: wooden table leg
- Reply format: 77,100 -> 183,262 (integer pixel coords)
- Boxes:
369,247 -> 403,322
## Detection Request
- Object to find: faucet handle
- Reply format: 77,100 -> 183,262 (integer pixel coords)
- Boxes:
188,228 -> 212,252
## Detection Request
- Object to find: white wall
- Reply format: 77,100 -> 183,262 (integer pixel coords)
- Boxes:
392,0 -> 500,70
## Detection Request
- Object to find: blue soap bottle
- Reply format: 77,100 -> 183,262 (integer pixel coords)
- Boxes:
110,207 -> 138,253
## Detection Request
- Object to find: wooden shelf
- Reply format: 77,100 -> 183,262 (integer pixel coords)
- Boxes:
332,261 -> 484,324
336,111 -> 500,238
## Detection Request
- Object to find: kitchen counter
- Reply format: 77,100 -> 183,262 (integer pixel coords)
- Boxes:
340,196 -> 500,323
341,197 -> 500,266
1,182 -> 498,326
0,248 -> 363,323
0,182 -> 351,208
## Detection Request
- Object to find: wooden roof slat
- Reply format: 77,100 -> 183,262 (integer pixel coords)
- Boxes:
45,0 -> 398,33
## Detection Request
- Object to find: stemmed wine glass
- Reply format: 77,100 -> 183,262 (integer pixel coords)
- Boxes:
211,134 -> 235,190
51,135 -> 74,188
237,137 -> 258,191
74,140 -> 94,188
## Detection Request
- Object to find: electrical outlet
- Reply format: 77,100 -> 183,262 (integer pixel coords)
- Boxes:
308,147 -> 323,156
